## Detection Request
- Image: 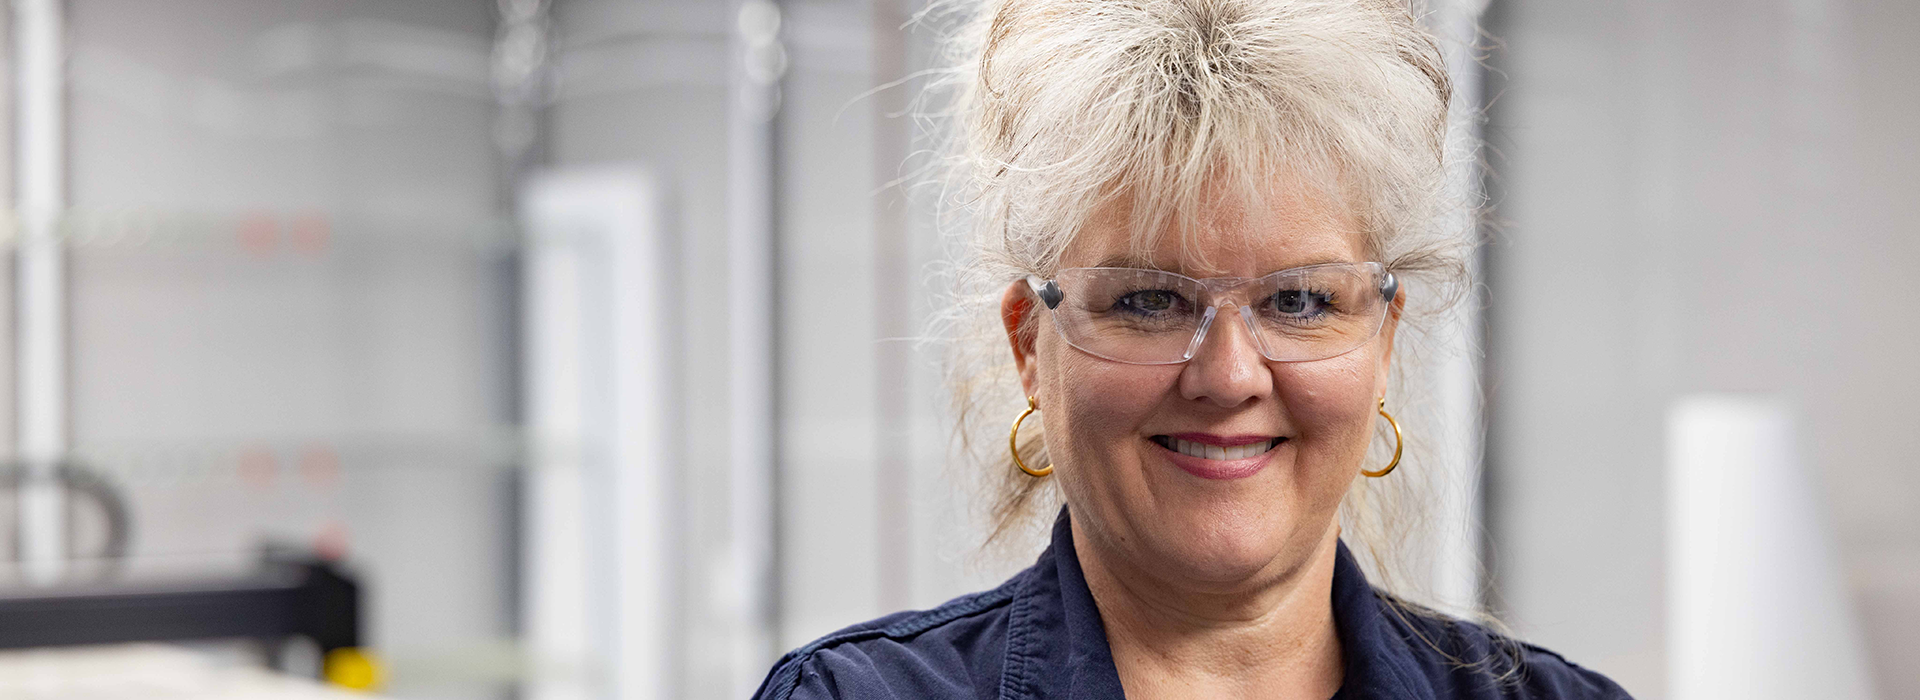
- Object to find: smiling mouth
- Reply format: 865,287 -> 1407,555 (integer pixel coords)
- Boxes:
1149,435 -> 1285,461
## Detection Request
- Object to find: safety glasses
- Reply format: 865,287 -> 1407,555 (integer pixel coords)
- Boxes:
1026,262 -> 1397,365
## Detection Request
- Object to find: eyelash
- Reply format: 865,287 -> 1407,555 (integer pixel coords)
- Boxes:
1111,289 -> 1189,315
1105,289 -> 1338,314
1262,288 -> 1339,318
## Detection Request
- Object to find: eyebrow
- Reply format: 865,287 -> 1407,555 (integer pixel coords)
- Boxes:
1085,254 -> 1355,276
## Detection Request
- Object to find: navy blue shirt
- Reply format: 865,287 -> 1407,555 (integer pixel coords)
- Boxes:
755,509 -> 1632,699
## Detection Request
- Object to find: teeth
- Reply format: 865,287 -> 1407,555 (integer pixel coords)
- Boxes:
1163,436 -> 1278,461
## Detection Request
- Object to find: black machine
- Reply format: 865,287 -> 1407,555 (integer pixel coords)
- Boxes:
0,550 -> 361,657
0,461 -> 363,663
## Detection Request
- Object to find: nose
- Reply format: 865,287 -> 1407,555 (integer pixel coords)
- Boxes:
1177,304 -> 1272,408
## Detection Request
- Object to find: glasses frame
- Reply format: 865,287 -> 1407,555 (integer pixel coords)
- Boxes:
1025,262 -> 1399,366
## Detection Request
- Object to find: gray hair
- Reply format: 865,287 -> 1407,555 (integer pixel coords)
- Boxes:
921,0 -> 1473,602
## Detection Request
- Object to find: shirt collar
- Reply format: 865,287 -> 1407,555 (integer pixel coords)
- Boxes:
1326,530 -> 1435,699
1000,507 -> 1127,700
1009,507 -> 1435,700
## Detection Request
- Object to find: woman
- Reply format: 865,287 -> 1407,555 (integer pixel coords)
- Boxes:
758,0 -> 1631,698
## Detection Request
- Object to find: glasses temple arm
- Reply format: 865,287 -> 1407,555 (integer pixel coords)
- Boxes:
1026,276 -> 1064,309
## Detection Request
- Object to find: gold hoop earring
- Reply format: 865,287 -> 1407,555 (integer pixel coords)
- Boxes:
1009,396 -> 1053,477
1362,396 -> 1402,478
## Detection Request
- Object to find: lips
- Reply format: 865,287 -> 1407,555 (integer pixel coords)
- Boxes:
1148,434 -> 1284,480
1150,435 -> 1283,460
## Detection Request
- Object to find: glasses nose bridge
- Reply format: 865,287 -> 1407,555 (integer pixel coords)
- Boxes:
1184,296 -> 1270,363
1191,275 -> 1258,312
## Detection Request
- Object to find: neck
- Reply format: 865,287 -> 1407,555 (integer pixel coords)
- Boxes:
1073,518 -> 1346,700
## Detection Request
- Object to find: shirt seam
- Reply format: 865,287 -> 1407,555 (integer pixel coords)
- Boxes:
997,566 -> 1040,700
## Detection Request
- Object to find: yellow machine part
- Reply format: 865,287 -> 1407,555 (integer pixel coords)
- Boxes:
323,647 -> 385,692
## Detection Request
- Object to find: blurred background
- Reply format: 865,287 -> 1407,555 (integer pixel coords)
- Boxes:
0,0 -> 1911,699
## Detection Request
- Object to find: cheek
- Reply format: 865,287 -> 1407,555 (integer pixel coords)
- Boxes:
1036,336 -> 1175,454
1274,351 -> 1381,458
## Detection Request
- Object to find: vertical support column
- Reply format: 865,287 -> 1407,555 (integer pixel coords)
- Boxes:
14,0 -> 65,586
492,0 -> 552,205
728,0 -> 784,694
523,168 -> 679,700
1424,0 -> 1488,613
869,0 -> 911,614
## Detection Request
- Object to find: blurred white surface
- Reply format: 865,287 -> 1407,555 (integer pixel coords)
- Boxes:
1486,0 -> 1920,695
521,167 -> 677,700
0,643 -> 377,699
1667,396 -> 1875,700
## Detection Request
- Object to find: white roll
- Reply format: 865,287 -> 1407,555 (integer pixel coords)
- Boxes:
1667,395 -> 1875,700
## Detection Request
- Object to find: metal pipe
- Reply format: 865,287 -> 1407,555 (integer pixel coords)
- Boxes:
1426,0 -> 1489,613
728,0 -> 784,695
871,0 -> 912,615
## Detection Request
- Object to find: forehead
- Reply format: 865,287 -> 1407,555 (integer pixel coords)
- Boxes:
1057,178 -> 1368,277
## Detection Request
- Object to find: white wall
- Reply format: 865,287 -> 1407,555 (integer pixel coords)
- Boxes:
1485,0 -> 1920,696
50,1 -> 517,697
547,6 -> 1031,695
544,2 -> 743,697
773,0 -> 1019,655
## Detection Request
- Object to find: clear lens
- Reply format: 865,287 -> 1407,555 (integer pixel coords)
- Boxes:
1039,263 -> 1390,364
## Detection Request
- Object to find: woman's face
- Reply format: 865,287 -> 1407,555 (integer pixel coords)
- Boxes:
1004,183 -> 1399,590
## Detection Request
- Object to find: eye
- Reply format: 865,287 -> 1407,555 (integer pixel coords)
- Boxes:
1269,289 -> 1333,316
1117,289 -> 1179,313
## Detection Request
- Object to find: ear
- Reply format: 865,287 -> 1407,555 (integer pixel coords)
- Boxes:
1001,281 -> 1042,397
1375,284 -> 1405,397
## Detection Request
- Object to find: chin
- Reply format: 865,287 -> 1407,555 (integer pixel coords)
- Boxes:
1142,501 -> 1304,587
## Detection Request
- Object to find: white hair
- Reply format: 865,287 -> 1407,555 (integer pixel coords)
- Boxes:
919,0 -> 1474,605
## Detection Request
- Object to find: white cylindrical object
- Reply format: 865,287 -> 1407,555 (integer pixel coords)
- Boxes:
523,168 -> 678,700
1419,0 -> 1489,614
15,0 -> 66,585
1667,395 -> 1875,700
728,0 -> 782,696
